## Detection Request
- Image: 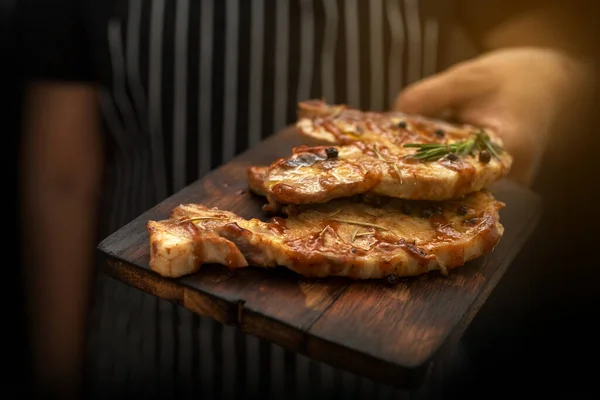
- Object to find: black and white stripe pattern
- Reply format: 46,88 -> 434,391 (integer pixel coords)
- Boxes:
99,0 -> 442,203
90,0 -> 444,398
147,0 -> 168,199
198,0 -> 214,177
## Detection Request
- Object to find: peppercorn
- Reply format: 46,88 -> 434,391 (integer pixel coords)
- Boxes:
457,204 -> 468,216
386,274 -> 400,285
447,153 -> 458,162
326,147 -> 339,159
397,121 -> 407,129
434,129 -> 445,138
479,150 -> 491,164
421,208 -> 433,219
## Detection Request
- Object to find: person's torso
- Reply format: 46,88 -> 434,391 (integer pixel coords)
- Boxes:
82,0 -> 454,237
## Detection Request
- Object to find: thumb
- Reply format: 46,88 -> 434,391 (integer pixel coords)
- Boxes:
394,63 -> 491,117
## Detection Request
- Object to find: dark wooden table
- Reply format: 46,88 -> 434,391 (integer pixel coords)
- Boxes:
97,127 -> 542,391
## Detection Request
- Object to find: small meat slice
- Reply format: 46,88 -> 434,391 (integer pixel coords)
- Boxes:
250,136 -> 510,210
259,100 -> 512,204
147,191 -> 505,280
147,215 -> 249,278
296,99 -> 499,148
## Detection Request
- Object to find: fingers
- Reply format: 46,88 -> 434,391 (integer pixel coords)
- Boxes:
393,61 -> 494,117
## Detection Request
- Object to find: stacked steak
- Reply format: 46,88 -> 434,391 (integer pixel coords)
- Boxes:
147,100 -> 512,280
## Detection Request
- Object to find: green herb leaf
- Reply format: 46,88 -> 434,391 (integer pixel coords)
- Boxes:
403,129 -> 504,162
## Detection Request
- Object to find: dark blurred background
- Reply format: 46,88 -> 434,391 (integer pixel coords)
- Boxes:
2,0 -> 29,394
442,8 -> 600,394
4,0 -> 600,397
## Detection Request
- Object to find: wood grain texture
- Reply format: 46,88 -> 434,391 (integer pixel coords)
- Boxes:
97,127 -> 542,390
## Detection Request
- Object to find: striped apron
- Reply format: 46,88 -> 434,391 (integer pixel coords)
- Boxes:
87,1 -> 458,398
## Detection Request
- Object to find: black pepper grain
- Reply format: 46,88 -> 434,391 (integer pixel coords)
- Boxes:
351,248 -> 357,254
479,150 -> 491,164
421,208 -> 433,219
386,274 -> 400,285
447,153 -> 458,162
326,147 -> 339,159
457,204 -> 468,216
435,129 -> 445,138
397,121 -> 407,129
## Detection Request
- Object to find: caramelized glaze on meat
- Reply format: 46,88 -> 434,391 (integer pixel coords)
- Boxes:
247,100 -> 513,207
297,99 -> 500,147
147,100 -> 510,280
147,190 -> 504,279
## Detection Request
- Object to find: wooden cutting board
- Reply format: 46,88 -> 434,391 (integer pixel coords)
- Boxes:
97,127 -> 542,390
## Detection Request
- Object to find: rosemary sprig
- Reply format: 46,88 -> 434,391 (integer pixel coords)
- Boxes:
350,229 -> 376,243
351,227 -> 360,243
331,218 -> 389,231
181,216 -> 230,224
323,209 -> 341,217
403,129 -> 503,162
355,232 -> 373,237
318,224 -> 332,236
374,144 -> 404,183
373,144 -> 387,161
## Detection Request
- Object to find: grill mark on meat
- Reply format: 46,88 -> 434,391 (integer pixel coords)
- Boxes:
477,215 -> 503,254
268,217 -> 287,234
429,214 -> 462,241
370,235 -> 432,266
398,239 -> 432,266
439,159 -> 477,194
219,223 -> 278,268
285,100 -> 512,204
149,182 -> 505,279
283,226 -> 350,275
323,120 -> 342,137
365,120 -> 382,135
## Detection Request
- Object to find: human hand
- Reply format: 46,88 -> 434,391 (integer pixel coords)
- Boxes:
394,47 -> 595,187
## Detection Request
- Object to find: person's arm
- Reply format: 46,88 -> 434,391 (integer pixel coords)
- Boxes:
17,0 -> 103,397
395,0 -> 598,186
21,83 -> 102,398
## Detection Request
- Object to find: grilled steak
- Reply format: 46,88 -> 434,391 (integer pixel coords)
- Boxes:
147,190 -> 505,279
251,100 -> 512,208
297,99 -> 506,150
